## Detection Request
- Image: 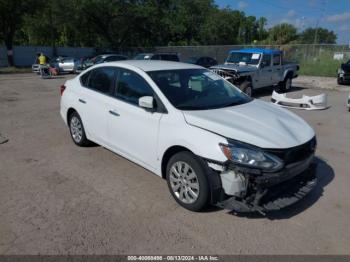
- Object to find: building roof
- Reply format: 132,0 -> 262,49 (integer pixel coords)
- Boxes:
229,48 -> 282,55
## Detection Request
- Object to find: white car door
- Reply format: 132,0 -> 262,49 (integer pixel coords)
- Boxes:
107,68 -> 163,170
76,67 -> 117,144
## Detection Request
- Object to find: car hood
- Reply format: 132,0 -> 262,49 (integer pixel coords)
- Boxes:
182,99 -> 315,149
211,63 -> 257,73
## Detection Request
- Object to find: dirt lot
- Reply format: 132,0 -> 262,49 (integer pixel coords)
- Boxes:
0,73 -> 350,255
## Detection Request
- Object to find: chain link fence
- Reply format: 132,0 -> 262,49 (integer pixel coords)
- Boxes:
1,44 -> 349,77
153,44 -> 350,77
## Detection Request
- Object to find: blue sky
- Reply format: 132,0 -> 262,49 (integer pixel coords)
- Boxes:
215,0 -> 350,44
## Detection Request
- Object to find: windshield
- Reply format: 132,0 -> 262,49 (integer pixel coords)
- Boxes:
147,69 -> 252,110
226,52 -> 261,65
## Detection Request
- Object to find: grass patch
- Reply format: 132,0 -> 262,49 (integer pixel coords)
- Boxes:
299,58 -> 344,77
0,67 -> 32,74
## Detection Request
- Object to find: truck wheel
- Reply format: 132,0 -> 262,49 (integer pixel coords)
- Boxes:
337,77 -> 343,85
166,152 -> 210,212
280,76 -> 292,92
240,81 -> 253,97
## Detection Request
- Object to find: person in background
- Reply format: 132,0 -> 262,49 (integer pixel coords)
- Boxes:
38,52 -> 51,78
39,53 -> 47,65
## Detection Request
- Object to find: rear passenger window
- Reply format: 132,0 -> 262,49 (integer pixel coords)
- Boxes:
87,67 -> 116,94
115,69 -> 153,105
273,54 -> 281,66
80,71 -> 91,86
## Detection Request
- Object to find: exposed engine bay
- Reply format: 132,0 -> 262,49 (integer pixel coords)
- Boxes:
205,137 -> 318,215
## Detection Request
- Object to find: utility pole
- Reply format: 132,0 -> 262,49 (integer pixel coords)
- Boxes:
312,0 -> 327,57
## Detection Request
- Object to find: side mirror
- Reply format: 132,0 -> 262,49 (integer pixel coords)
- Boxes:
139,96 -> 154,110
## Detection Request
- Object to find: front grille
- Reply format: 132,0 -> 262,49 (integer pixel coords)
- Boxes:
211,68 -> 237,79
265,137 -> 316,165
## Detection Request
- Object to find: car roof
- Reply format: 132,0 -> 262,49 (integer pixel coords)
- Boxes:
102,60 -> 203,71
229,48 -> 282,55
136,53 -> 178,56
102,54 -> 127,57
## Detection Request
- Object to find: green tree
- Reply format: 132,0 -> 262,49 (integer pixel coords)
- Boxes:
299,27 -> 337,44
200,8 -> 244,45
0,0 -> 41,66
267,23 -> 298,45
257,17 -> 268,41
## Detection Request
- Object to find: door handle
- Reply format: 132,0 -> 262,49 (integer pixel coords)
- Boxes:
78,98 -> 86,104
268,69 -> 272,72
109,110 -> 120,117
276,68 -> 281,71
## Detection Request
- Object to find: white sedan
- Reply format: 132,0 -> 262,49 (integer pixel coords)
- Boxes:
60,60 -> 318,214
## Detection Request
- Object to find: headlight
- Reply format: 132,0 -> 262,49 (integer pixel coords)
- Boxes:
338,68 -> 344,74
220,141 -> 284,171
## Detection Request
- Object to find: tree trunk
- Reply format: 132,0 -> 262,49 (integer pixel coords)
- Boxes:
5,39 -> 14,67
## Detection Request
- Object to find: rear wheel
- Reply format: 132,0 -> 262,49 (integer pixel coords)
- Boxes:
280,76 -> 292,92
69,111 -> 91,146
166,152 -> 210,211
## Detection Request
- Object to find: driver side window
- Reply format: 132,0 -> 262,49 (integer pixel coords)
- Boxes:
115,69 -> 154,106
261,54 -> 271,67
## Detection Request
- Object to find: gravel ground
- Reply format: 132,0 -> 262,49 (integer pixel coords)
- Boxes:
0,73 -> 350,255
294,75 -> 350,91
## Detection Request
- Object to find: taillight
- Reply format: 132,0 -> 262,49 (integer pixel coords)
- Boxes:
60,85 -> 66,96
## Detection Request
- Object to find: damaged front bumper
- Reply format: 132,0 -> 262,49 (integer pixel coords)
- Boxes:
271,90 -> 328,110
212,155 -> 317,214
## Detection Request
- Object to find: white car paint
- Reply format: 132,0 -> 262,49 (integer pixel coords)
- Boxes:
271,90 -> 328,110
60,60 -> 315,178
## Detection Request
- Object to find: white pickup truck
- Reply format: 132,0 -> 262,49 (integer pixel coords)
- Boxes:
211,48 -> 299,96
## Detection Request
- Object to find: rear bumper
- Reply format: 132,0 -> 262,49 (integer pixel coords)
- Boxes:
215,156 -> 317,214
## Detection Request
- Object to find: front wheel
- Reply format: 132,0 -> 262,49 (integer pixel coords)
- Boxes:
337,77 -> 343,85
240,81 -> 253,97
166,152 -> 210,211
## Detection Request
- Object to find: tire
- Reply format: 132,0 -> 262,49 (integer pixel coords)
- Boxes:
68,111 -> 91,146
280,76 -> 292,92
240,81 -> 253,97
337,77 -> 343,85
166,152 -> 210,211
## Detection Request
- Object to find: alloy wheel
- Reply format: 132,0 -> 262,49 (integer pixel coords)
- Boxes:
70,116 -> 83,143
169,161 -> 200,204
